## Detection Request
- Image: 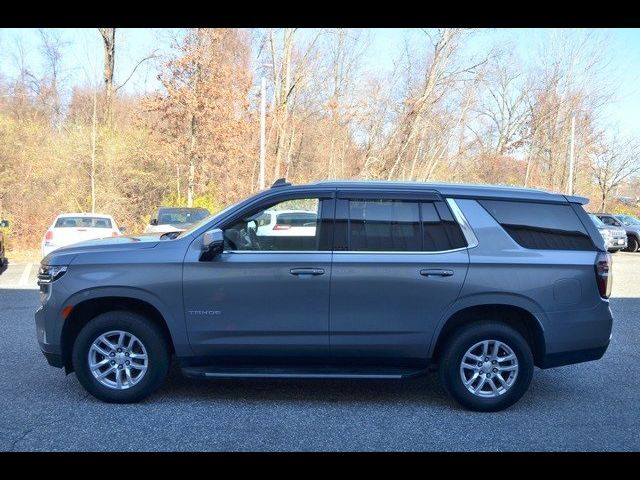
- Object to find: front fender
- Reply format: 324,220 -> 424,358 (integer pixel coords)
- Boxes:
61,286 -> 192,356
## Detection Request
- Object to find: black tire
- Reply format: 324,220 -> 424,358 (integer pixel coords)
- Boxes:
72,310 -> 170,403
438,322 -> 534,412
625,236 -> 638,253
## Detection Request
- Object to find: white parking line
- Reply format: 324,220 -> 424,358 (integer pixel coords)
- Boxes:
19,263 -> 33,287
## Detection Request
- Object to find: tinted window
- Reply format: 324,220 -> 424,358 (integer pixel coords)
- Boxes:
349,200 -> 422,251
422,202 -> 467,251
346,199 -> 466,252
479,200 -> 594,251
54,217 -> 112,228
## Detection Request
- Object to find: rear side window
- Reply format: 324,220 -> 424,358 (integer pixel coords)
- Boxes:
54,217 -> 113,228
479,200 -> 594,251
346,199 -> 466,252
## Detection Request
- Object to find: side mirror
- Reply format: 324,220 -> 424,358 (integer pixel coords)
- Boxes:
200,228 -> 224,261
0,220 -> 8,228
150,218 -> 158,226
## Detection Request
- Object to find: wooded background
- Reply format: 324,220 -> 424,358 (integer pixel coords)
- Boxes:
1,28 -> 639,249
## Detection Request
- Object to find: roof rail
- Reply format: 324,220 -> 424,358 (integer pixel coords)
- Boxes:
271,178 -> 291,188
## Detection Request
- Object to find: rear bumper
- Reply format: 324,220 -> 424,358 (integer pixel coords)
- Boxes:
538,301 -> 613,368
538,343 -> 610,368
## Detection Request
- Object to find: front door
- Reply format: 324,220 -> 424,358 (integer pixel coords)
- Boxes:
183,194 -> 334,364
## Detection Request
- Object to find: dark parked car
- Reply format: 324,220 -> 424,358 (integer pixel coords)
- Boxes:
145,207 -> 210,234
36,180 -> 613,411
595,213 -> 640,252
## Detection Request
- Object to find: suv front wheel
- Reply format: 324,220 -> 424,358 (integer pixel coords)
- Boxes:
439,322 -> 534,412
72,311 -> 170,403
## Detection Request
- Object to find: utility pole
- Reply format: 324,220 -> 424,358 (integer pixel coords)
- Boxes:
259,76 -> 266,190
176,164 -> 181,205
567,114 -> 576,195
90,91 -> 97,213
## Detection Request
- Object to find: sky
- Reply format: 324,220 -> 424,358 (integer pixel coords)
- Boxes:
1,28 -> 640,136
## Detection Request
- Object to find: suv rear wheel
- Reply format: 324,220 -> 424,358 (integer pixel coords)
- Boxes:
438,322 -> 533,412
72,311 -> 170,403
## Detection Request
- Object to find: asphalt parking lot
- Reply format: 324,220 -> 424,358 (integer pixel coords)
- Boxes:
0,254 -> 638,451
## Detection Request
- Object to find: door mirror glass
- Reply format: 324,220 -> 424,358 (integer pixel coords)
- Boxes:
201,228 -> 224,260
0,220 -> 8,228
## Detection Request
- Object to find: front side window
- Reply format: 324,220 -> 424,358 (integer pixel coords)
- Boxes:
345,199 -> 466,252
224,198 -> 322,251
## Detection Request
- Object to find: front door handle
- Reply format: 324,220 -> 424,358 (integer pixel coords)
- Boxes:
420,268 -> 454,277
290,267 -> 325,276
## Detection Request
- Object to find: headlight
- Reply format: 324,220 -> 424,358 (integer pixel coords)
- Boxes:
37,265 -> 68,285
601,230 -> 612,239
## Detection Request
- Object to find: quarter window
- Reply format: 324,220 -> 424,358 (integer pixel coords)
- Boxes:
479,200 -> 594,251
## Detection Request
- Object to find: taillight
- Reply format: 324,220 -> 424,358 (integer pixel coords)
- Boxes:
595,252 -> 612,299
45,230 -> 53,241
273,224 -> 291,230
112,231 -> 119,237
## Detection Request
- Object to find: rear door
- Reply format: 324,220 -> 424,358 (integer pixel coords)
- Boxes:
329,190 -> 470,367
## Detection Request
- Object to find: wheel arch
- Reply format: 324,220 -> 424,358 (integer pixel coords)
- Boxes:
60,293 -> 177,372
430,298 -> 546,367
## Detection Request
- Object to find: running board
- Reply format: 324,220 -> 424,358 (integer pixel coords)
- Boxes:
181,365 -> 427,380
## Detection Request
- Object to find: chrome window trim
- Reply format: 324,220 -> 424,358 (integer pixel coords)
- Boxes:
223,248 -> 468,255
222,250 -> 331,254
446,198 -> 478,249
332,247 -> 469,255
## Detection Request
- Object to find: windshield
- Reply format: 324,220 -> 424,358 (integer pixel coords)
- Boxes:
589,214 -> 606,228
176,199 -> 246,238
156,208 -> 210,225
616,214 -> 640,226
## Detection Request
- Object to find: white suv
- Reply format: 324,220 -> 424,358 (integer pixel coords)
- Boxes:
42,213 -> 122,258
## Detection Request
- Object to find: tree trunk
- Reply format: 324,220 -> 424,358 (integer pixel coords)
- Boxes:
99,28 -> 116,127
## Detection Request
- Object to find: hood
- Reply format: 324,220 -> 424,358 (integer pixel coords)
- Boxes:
43,234 -> 162,266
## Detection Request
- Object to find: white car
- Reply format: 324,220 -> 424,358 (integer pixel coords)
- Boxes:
256,209 -> 318,236
41,213 -> 122,258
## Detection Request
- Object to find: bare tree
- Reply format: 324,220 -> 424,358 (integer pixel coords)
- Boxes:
593,137 -> 640,211
38,29 -> 67,126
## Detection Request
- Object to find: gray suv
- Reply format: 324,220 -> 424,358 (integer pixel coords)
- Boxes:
36,180 -> 613,411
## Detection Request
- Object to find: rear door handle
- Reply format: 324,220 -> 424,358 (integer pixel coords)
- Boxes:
290,268 -> 325,276
420,268 -> 454,277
